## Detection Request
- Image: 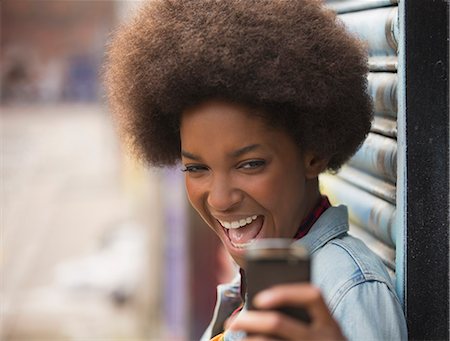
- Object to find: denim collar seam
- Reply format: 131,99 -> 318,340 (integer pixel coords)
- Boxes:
327,239 -> 372,274
295,206 -> 349,253
308,223 -> 348,254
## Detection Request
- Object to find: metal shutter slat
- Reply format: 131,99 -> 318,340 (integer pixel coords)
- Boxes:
340,7 -> 399,71
368,72 -> 398,118
320,174 -> 396,248
371,116 -> 397,138
336,165 -> 396,204
348,133 -> 397,183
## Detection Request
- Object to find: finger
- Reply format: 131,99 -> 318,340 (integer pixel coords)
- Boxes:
253,283 -> 335,325
229,310 -> 310,340
224,313 -> 238,329
243,336 -> 281,341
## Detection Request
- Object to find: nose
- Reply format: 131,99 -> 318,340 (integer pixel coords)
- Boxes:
207,175 -> 242,212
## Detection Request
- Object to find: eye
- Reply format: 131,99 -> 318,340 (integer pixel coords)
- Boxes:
181,164 -> 209,173
238,160 -> 266,170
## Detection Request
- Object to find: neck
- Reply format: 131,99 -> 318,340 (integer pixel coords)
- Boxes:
304,177 -> 322,214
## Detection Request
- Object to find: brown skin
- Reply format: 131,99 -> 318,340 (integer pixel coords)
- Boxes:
180,100 -> 344,339
230,284 -> 345,340
180,100 -> 325,267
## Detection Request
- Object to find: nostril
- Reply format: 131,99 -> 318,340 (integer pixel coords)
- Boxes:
207,189 -> 242,212
207,175 -> 244,212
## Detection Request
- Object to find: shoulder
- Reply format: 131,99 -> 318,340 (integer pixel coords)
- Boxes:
312,233 -> 396,312
312,234 -> 407,340
334,280 -> 407,340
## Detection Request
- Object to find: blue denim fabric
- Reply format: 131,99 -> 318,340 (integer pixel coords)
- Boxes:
202,205 -> 407,341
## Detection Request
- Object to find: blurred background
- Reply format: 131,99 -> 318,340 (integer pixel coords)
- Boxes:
1,1 -> 234,340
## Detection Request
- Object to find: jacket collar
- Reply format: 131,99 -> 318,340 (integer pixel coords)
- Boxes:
293,205 -> 349,254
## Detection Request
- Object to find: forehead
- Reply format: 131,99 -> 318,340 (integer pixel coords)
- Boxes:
181,101 -> 275,141
180,100 -> 301,157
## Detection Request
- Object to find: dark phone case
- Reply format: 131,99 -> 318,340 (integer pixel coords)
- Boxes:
246,257 -> 311,323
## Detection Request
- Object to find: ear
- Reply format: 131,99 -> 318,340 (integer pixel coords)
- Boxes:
303,152 -> 329,179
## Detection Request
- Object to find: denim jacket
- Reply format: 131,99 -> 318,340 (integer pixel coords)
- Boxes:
201,205 -> 408,341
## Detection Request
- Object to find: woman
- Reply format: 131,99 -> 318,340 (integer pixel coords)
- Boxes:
105,0 -> 407,339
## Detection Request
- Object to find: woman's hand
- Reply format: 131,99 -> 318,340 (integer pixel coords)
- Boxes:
228,283 -> 346,341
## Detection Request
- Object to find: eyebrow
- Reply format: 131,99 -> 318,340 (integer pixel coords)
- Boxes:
230,144 -> 262,157
181,144 -> 262,161
181,150 -> 201,161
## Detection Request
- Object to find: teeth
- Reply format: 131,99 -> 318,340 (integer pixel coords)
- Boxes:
219,215 -> 258,229
231,239 -> 256,249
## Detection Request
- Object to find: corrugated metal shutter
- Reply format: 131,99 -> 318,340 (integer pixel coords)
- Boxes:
320,1 -> 400,276
324,1 -> 450,339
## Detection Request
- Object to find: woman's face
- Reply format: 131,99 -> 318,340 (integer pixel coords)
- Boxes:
180,101 -> 314,267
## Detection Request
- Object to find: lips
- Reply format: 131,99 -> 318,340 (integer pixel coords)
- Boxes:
217,215 -> 264,248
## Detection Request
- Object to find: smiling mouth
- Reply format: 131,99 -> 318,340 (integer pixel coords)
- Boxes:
218,215 -> 264,248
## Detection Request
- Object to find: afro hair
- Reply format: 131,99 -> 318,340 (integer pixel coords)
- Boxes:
104,0 -> 373,171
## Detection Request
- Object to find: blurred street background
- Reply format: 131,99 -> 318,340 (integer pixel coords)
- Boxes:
2,104 -> 164,339
1,1 -> 234,340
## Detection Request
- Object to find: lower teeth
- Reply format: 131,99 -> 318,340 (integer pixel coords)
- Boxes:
231,239 -> 256,249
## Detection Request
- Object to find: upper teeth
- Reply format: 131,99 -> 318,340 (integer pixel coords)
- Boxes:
219,215 -> 258,229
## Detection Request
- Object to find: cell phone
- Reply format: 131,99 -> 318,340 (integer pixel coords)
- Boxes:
244,238 -> 311,323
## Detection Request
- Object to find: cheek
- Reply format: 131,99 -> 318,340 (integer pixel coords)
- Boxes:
185,179 -> 203,211
243,173 -> 290,210
185,178 -> 218,230
249,171 -> 306,225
